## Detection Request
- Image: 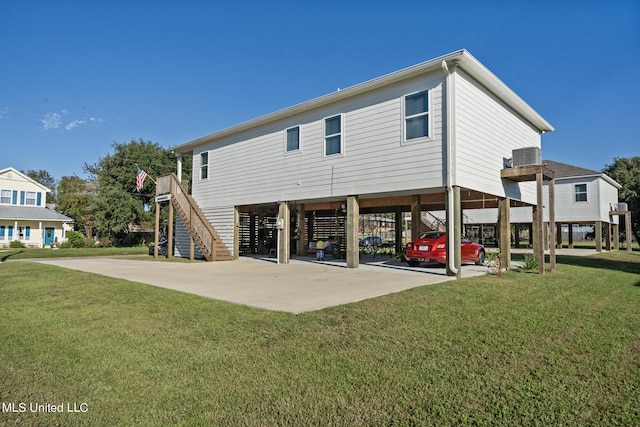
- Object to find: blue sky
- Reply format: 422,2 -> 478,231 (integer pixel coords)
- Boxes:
1,0 -> 638,181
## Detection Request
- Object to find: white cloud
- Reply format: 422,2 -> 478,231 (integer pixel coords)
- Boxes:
41,112 -> 63,130
65,120 -> 86,130
41,110 -> 106,131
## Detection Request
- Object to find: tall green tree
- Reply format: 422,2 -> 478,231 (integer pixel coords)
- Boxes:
603,157 -> 640,244
83,138 -> 191,241
56,175 -> 95,239
23,169 -> 57,203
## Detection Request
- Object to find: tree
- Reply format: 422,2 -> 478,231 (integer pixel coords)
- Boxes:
603,157 -> 640,244
56,175 -> 95,239
24,169 -> 57,203
83,138 -> 191,242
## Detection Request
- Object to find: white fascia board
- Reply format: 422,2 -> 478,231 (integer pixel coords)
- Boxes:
172,49 -> 553,152
554,173 -> 622,190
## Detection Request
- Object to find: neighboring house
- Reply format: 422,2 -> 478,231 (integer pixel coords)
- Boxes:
0,167 -> 73,248
160,49 -> 554,273
441,160 -> 624,251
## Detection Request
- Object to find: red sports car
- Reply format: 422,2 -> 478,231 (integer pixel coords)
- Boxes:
404,232 -> 485,267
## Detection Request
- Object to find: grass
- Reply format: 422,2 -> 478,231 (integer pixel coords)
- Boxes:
0,246 -> 149,261
0,252 -> 638,425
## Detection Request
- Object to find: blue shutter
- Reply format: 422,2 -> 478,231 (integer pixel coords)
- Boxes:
25,226 -> 30,239
12,191 -> 17,204
20,191 -> 25,205
0,226 -> 5,238
8,226 -> 13,238
37,193 -> 42,206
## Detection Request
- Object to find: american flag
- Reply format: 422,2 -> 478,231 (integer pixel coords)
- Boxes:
136,167 -> 148,192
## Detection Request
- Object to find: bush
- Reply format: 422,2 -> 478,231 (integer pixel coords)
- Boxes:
523,252 -> 539,271
64,231 -> 86,248
9,241 -> 24,248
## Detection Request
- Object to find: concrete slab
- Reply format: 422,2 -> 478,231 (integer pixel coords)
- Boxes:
36,256 -> 489,314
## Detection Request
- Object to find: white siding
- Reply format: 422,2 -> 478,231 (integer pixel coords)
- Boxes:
453,70 -> 541,204
598,178 -> 620,224
547,177 -> 599,222
191,73 -> 447,209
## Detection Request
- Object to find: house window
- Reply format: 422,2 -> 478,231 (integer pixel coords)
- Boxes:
0,190 -> 10,204
286,126 -> 301,152
200,152 -> 209,179
0,226 -> 4,239
404,90 -> 429,141
25,192 -> 36,205
575,184 -> 587,202
324,115 -> 342,156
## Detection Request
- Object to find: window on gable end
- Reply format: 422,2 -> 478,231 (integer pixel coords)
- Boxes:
575,184 -> 587,202
404,90 -> 430,141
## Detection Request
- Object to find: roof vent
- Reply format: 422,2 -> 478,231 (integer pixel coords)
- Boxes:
512,147 -> 541,168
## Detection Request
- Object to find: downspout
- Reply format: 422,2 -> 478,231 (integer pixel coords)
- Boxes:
442,60 -> 458,276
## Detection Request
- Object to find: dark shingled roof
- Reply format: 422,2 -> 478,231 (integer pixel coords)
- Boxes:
543,160 -> 601,178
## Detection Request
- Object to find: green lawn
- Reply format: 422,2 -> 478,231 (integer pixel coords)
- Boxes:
1,252 -> 638,425
0,246 -> 149,261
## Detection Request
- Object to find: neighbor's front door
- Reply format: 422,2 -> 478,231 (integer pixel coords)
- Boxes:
44,228 -> 55,246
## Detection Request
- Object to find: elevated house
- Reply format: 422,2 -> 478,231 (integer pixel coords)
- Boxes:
0,167 -> 73,248
157,49 -> 556,275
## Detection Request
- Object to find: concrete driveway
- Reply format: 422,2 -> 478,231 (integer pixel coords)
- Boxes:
36,256 -> 489,313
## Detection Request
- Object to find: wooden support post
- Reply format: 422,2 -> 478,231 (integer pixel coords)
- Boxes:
536,171 -> 545,275
277,201 -> 290,264
625,212 -> 632,253
167,202 -> 173,259
605,222 -> 612,251
498,197 -> 511,270
346,196 -> 360,268
154,202 -> 160,259
395,207 -> 403,254
298,205 -> 306,256
190,236 -> 195,261
556,223 -> 563,249
411,195 -> 421,242
595,220 -> 603,252
548,177 -> 556,272
613,223 -> 620,251
568,223 -> 574,248
233,206 -> 239,259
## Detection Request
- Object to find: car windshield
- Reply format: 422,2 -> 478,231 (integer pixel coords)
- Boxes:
418,232 -> 444,240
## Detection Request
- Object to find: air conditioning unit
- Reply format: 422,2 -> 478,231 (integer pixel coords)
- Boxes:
616,203 -> 628,211
512,147 -> 541,168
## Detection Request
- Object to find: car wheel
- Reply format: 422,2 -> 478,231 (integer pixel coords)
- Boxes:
408,260 -> 421,267
475,250 -> 485,265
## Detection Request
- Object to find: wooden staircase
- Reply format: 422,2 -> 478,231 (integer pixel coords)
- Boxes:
156,174 -> 232,261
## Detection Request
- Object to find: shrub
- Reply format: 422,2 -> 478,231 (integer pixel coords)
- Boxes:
65,231 -> 86,248
523,252 -> 539,271
9,241 -> 24,248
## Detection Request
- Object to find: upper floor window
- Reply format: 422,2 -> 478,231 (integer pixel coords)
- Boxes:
404,90 -> 429,141
25,191 -> 36,205
0,190 -> 10,204
200,152 -> 209,179
575,184 -> 587,202
324,115 -> 342,156
286,126 -> 301,152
